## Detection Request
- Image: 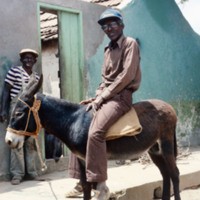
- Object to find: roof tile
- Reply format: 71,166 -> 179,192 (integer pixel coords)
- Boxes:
40,0 -> 122,41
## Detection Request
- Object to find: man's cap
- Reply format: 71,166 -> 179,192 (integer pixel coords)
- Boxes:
19,49 -> 39,57
98,9 -> 123,25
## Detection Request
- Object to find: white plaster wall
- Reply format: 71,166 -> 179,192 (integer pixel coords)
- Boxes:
42,40 -> 60,98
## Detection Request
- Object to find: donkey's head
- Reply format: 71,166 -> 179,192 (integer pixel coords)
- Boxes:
5,75 -> 43,149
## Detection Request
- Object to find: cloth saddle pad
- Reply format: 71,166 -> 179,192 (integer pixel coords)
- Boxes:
105,107 -> 142,141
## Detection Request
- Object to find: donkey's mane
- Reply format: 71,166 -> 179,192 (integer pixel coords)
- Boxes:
37,93 -> 83,111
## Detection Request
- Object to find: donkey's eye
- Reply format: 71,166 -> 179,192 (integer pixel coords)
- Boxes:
15,112 -> 23,117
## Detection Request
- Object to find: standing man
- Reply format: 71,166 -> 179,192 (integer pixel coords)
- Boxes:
67,9 -> 141,200
0,49 -> 45,185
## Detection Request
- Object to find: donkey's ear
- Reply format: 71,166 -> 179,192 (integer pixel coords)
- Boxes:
23,74 -> 43,98
33,74 -> 43,94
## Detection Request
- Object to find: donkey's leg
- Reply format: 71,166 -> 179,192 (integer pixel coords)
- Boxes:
148,144 -> 171,200
78,159 -> 92,200
160,139 -> 180,200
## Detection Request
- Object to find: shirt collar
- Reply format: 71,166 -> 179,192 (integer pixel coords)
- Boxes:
105,34 -> 125,51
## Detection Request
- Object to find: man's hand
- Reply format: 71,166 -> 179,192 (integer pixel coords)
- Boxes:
86,96 -> 104,113
79,98 -> 95,105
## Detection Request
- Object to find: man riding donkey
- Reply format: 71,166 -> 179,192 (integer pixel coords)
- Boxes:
66,9 -> 141,200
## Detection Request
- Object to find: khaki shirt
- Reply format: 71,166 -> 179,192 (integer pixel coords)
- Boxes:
96,35 -> 141,100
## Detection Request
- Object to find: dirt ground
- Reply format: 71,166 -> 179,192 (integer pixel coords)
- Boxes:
0,147 -> 200,200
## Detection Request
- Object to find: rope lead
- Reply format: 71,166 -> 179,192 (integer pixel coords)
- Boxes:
35,136 -> 47,172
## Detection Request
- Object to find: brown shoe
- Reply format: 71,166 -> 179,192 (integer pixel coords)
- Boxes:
11,179 -> 21,185
65,182 -> 83,198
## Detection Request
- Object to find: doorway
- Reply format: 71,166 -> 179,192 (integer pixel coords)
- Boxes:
38,3 -> 84,159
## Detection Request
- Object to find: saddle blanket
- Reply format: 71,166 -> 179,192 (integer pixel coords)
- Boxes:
105,107 -> 142,141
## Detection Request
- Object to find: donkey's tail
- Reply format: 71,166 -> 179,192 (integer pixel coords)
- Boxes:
174,127 -> 178,158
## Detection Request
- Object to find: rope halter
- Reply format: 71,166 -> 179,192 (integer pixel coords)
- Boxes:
7,94 -> 42,137
6,94 -> 47,172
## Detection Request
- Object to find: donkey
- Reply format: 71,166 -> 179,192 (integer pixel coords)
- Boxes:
5,76 -> 180,200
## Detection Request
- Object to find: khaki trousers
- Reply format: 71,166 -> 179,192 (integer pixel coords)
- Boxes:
68,89 -> 133,182
10,137 -> 38,180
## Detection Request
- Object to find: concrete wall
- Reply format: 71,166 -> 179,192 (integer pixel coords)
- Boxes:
0,0 -> 42,180
0,0 -> 106,179
124,0 -> 200,146
86,0 -> 200,147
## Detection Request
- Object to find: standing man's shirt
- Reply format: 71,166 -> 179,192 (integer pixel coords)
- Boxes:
5,66 -> 39,99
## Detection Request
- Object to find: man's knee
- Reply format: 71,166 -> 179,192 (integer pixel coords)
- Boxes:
88,130 -> 105,142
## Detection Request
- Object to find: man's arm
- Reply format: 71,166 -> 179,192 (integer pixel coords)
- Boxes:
0,83 -> 12,122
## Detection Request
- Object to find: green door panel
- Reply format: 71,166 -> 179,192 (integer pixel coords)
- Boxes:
58,10 -> 84,103
58,9 -> 84,156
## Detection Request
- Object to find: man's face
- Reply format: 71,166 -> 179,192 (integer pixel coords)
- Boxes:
101,18 -> 124,41
20,53 -> 37,69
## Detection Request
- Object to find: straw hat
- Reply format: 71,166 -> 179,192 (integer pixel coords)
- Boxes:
19,48 -> 39,57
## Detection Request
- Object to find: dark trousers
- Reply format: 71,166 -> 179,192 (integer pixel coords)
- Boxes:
68,89 -> 133,182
